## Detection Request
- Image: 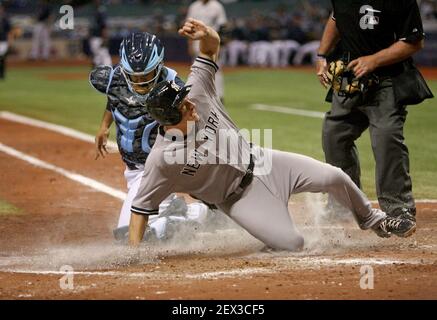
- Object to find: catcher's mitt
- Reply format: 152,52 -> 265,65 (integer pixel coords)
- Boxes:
327,59 -> 378,97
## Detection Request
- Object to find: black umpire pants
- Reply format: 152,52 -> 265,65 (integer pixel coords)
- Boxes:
322,78 -> 415,216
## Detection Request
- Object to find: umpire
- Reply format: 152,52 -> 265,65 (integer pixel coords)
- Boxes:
316,0 -> 433,221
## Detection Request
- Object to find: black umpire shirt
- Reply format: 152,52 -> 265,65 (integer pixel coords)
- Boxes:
331,0 -> 425,75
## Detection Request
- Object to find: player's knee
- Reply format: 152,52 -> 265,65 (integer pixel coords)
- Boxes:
324,165 -> 349,189
282,234 -> 304,251
270,234 -> 304,252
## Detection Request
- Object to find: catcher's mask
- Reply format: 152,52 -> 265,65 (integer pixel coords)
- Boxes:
119,32 -> 165,95
146,81 -> 192,126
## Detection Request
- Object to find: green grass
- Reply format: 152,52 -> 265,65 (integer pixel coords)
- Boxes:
0,65 -> 436,199
0,199 -> 22,216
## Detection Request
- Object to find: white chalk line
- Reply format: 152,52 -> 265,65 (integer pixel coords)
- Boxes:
184,268 -> 269,279
1,257 -> 434,279
275,257 -> 432,267
1,111 -> 436,204
250,104 -> 325,119
0,112 -> 435,281
0,142 -> 126,200
0,111 -> 118,150
0,267 -> 270,280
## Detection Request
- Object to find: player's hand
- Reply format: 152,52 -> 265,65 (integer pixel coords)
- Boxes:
348,55 -> 379,79
95,128 -> 110,160
178,18 -> 209,40
316,57 -> 330,88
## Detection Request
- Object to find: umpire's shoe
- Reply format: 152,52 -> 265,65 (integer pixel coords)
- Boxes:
372,216 -> 416,238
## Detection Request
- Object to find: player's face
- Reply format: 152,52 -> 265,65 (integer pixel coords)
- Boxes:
180,98 -> 199,122
128,70 -> 158,95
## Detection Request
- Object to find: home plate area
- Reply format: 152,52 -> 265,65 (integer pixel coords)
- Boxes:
0,116 -> 436,299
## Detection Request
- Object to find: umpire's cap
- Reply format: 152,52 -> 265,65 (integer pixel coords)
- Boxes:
146,80 -> 192,126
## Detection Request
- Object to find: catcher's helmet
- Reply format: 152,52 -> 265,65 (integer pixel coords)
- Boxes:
119,32 -> 164,94
146,81 -> 191,126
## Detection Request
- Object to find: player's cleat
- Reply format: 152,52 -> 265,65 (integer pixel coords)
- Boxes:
390,207 -> 416,222
159,195 -> 188,218
372,216 -> 416,238
113,226 -> 129,242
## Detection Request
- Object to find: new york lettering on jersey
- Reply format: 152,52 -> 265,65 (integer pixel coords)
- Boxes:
181,109 -> 220,177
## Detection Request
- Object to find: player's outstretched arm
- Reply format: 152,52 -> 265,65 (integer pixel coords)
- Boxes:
178,18 -> 220,63
128,212 -> 148,246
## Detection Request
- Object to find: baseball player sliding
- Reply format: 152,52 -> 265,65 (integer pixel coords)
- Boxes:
128,19 -> 416,249
90,32 -> 208,242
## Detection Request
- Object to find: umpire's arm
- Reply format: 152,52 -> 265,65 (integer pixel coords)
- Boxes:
348,40 -> 424,78
317,14 -> 340,88
179,18 -> 220,63
348,40 -> 424,79
318,14 -> 340,59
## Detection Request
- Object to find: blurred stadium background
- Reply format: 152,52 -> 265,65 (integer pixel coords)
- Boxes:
2,0 -> 437,64
0,0 -> 436,199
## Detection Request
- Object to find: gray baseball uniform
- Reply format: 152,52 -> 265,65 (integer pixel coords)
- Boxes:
132,57 -> 385,250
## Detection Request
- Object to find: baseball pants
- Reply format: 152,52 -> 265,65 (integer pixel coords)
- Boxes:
292,40 -> 320,65
248,41 -> 278,67
218,149 -> 385,251
226,40 -> 247,67
30,23 -> 51,60
89,37 -> 112,67
322,78 -> 415,215
271,40 -> 301,67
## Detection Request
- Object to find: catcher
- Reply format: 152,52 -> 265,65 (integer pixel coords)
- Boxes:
90,32 -> 209,241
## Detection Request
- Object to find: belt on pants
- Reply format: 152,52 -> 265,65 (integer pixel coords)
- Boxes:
237,152 -> 255,191
195,153 -> 255,210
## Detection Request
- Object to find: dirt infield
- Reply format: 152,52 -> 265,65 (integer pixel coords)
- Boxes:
0,116 -> 436,300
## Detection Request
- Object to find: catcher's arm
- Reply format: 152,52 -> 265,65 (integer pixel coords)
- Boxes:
317,15 -> 340,88
179,18 -> 220,63
95,109 -> 113,160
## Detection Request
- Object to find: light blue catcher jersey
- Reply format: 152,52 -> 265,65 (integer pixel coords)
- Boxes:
90,65 -> 184,169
